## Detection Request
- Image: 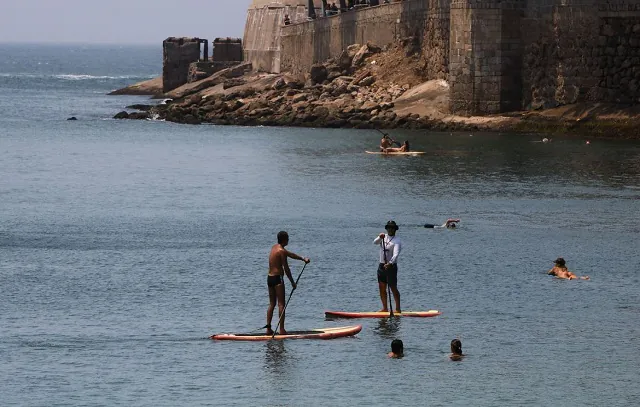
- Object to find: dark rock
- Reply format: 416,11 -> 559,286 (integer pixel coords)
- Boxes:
250,107 -> 274,116
226,100 -> 245,111
130,112 -> 150,120
286,80 -> 304,89
291,93 -> 309,103
310,64 -> 328,84
66,117 -> 77,120
272,77 -> 286,90
127,104 -> 153,111
312,106 -> 330,118
338,50 -> 353,70
358,76 -> 376,87
114,111 -> 129,119
182,114 -> 201,125
223,78 -> 246,89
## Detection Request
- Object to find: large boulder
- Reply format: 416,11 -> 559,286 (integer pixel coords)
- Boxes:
352,43 -> 381,67
337,50 -> 353,71
272,77 -> 286,90
346,44 -> 361,59
358,76 -> 376,87
310,64 -> 328,84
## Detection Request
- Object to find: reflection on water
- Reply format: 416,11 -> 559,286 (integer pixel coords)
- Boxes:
263,340 -> 289,376
373,317 -> 402,339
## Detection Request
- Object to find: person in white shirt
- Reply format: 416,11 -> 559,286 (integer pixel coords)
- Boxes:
373,220 -> 402,313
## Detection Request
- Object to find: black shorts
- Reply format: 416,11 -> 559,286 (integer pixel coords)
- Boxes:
267,275 -> 284,287
377,263 -> 398,287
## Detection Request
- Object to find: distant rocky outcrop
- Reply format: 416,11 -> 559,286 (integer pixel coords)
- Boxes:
109,41 -> 640,138
108,76 -> 164,97
139,43 -> 469,130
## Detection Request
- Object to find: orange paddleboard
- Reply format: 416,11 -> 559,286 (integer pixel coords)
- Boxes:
325,310 -> 441,318
210,325 -> 362,341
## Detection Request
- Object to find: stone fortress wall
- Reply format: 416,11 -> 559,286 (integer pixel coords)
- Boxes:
244,0 -> 640,115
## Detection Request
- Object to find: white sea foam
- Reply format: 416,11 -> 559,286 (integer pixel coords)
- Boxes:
54,74 -> 153,81
0,73 -> 154,80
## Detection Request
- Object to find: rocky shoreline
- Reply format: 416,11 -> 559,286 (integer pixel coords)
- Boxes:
111,43 -> 640,140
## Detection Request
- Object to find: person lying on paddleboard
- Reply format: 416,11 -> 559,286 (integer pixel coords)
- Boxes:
266,231 -> 310,336
424,218 -> 460,229
547,257 -> 589,280
382,140 -> 410,153
450,339 -> 464,361
388,339 -> 404,358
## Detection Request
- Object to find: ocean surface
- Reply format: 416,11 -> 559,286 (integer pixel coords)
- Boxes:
1,43 -> 639,406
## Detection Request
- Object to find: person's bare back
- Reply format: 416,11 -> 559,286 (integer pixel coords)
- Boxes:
268,244 -> 288,277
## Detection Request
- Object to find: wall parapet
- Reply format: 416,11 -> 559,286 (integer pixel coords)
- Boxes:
245,0 -> 640,116
280,0 -> 450,77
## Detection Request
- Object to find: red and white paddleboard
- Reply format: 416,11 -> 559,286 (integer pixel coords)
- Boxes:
325,310 -> 441,318
210,325 -> 362,341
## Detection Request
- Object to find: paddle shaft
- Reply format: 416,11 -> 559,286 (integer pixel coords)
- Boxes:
381,236 -> 394,317
272,262 -> 307,338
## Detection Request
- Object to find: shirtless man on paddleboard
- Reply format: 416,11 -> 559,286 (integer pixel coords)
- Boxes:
266,231 -> 310,335
380,134 -> 393,151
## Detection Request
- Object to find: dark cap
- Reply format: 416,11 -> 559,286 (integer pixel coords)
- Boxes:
554,257 -> 566,266
385,220 -> 399,230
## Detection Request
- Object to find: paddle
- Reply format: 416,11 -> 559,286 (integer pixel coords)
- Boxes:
272,262 -> 308,339
381,236 -> 394,317
375,128 -> 401,147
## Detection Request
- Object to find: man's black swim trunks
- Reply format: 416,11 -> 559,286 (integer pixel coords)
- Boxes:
267,275 -> 284,287
377,263 -> 398,287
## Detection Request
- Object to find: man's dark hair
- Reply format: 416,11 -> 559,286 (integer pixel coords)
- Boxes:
451,339 -> 462,355
277,231 -> 289,244
391,339 -> 403,354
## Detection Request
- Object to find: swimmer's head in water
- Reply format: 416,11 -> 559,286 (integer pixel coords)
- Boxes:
447,222 -> 456,228
451,339 -> 462,355
391,339 -> 404,354
554,257 -> 566,267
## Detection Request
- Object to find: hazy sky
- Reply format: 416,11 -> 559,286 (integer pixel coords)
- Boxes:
0,0 -> 253,44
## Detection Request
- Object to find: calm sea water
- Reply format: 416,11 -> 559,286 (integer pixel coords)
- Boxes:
1,44 -> 639,406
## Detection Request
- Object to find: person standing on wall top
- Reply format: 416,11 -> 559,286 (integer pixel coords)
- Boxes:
373,220 -> 402,313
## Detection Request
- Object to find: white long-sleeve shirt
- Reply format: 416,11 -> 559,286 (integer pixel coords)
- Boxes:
373,234 -> 402,264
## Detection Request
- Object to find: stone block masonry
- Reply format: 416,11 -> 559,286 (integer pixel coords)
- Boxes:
244,1 -> 320,73
213,38 -> 243,62
523,1 -> 640,109
449,0 -> 524,115
280,0 -> 450,76
163,37 -> 202,93
246,0 -> 640,115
